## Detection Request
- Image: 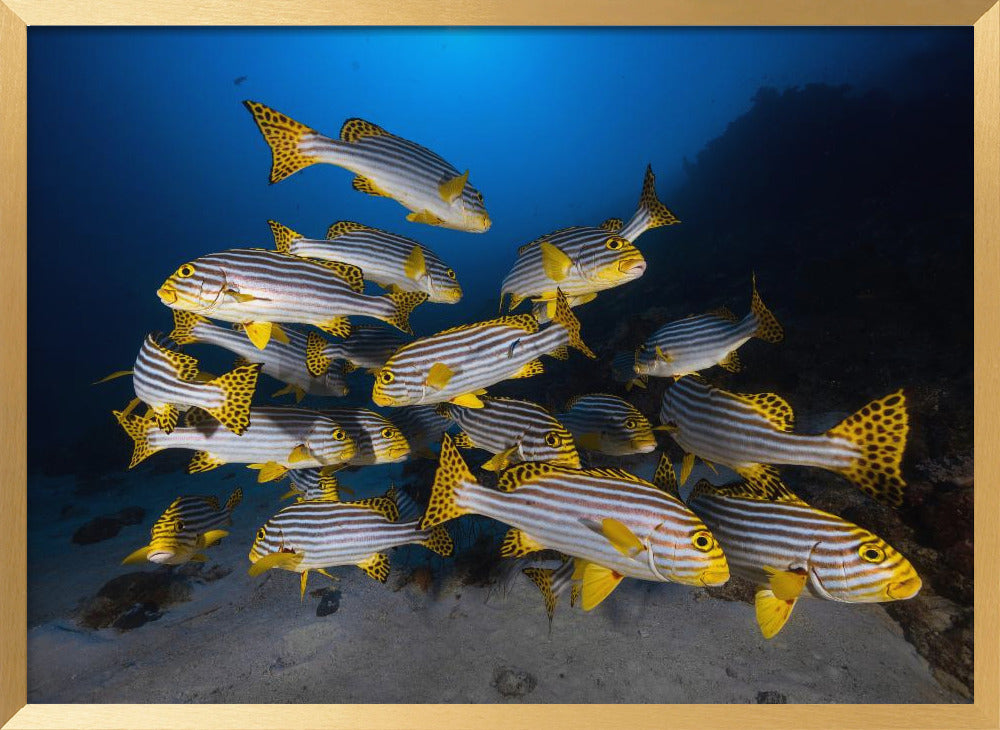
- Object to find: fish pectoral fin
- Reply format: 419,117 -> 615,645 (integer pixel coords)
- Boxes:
539,242 -> 572,282
763,565 -> 808,601
202,530 -> 229,547
406,210 -> 445,226
598,517 -> 646,558
438,169 -> 469,204
93,369 -> 134,385
288,444 -> 313,464
425,362 -> 454,390
450,393 -> 485,408
404,245 -> 427,281
481,446 -> 518,472
755,587 -> 799,639
356,553 -> 390,583
269,323 -> 290,344
272,384 -> 296,398
225,289 -> 258,303
580,562 -> 625,611
499,527 -> 545,558
280,488 -> 300,501
243,321 -> 273,350
121,545 -> 152,565
248,461 -> 289,483
679,452 -> 695,487
248,551 -> 304,577
655,346 -> 673,363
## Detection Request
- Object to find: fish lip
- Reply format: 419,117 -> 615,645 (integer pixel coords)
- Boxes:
619,258 -> 647,276
886,575 -> 922,600
371,392 -> 394,407
157,286 -> 178,305
698,567 -> 730,586
146,550 -> 175,564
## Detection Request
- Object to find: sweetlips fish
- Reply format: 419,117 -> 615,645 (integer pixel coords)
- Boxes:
113,403 -> 356,481
321,407 -> 411,467
635,275 -> 783,379
122,488 -> 242,566
522,558 -> 578,623
169,311 -> 348,402
421,434 -> 729,611
556,393 -> 656,455
248,487 -> 453,599
269,220 -> 462,303
500,165 -> 679,318
280,467 -> 348,502
156,249 -> 426,350
436,396 -> 581,471
97,333 -> 261,435
388,406 -> 451,459
657,376 -> 909,507
372,289 -> 595,409
305,324 -> 411,379
243,100 -> 490,233
654,457 -> 921,638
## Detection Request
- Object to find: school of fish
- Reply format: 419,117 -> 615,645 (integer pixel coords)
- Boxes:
98,100 -> 919,640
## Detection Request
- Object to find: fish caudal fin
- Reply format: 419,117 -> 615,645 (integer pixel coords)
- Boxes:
750,274 -> 783,343
169,311 -> 208,345
242,100 -> 324,184
620,164 -> 680,240
827,390 -> 909,507
384,291 -> 428,334
522,567 -> 559,622
267,219 -> 302,254
420,433 -> 475,529
305,332 -> 332,376
204,363 -> 262,435
550,289 -> 596,359
420,525 -> 454,557
112,410 -> 162,468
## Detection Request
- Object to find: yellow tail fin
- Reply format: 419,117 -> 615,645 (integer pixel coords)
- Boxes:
242,100 -> 323,184
633,164 -> 680,232
169,311 -> 208,345
267,219 -> 302,254
750,274 -> 783,343
204,363 -> 262,435
550,289 -> 596,359
305,332 -> 332,377
225,487 -> 243,513
827,390 -> 909,507
522,567 -> 558,622
384,291 -> 428,334
421,525 -> 454,557
112,410 -> 161,469
420,433 -> 475,529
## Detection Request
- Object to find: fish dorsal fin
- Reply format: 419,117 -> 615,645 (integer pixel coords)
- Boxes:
435,314 -> 538,337
704,465 -> 805,505
732,391 -> 795,431
496,461 -> 556,492
326,220 -> 372,239
517,235 -> 548,256
312,259 -> 365,294
339,117 -> 389,143
652,452 -> 678,496
147,336 -> 200,381
599,217 -> 623,232
706,306 -> 738,323
579,467 -> 648,484
353,496 -> 399,522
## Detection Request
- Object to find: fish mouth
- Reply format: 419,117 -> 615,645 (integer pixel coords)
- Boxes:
698,567 -> 730,586
157,285 -> 178,305
886,575 -> 922,600
439,288 -> 463,304
146,550 -> 177,565
618,258 -> 646,277
630,435 -> 658,453
371,391 -> 395,407
478,215 -> 491,232
384,444 -> 411,461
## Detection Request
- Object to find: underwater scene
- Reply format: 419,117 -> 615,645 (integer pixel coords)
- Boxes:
26,28 -> 972,703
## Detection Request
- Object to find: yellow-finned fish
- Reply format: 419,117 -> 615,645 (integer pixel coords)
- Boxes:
112,403 -> 355,481
305,325 -> 411,379
421,435 -> 729,611
269,220 -> 463,303
634,276 -> 783,379
122,488 -> 242,566
321,408 -> 411,466
657,376 -> 910,507
243,101 -> 490,233
653,457 -> 920,639
610,350 -> 647,391
280,467 -> 347,502
500,166 -> 679,317
388,406 -> 450,459
156,249 -> 426,350
248,487 -> 453,599
555,393 -> 656,455
372,289 -> 595,409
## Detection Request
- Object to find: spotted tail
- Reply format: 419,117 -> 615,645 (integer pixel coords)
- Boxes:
169,311 -> 209,345
750,275 -> 783,343
243,101 -> 325,184
225,487 -> 243,515
305,332 -> 332,376
551,290 -> 596,359
383,291 -> 428,335
619,165 -> 681,241
203,363 -> 262,435
826,390 -> 909,507
113,409 -> 163,469
421,525 -> 454,557
420,434 -> 476,529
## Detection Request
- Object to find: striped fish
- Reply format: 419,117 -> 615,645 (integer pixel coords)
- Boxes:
112,403 -> 356,481
653,457 -> 920,638
389,406 -> 450,459
169,311 -> 347,402
556,393 -> 656,455
281,467 -> 347,502
522,557 -> 578,623
305,325 -> 411,379
122,488 -> 242,566
269,220 -> 462,303
436,396 -> 580,470
421,434 -> 729,611
610,350 -> 647,391
372,289 -> 595,408
100,333 -> 261,435
500,166 -> 679,316
243,100 -> 490,233
635,276 -> 783,378
321,407 -> 411,466
156,249 -> 427,350
658,376 -> 909,507
248,488 -> 454,599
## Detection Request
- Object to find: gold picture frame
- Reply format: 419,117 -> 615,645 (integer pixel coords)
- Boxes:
1,1 -> 997,727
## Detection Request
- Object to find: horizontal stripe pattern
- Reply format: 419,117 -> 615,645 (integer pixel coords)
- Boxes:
556,393 -> 656,455
635,312 -> 758,377
321,408 -> 411,465
322,325 -> 411,370
388,406 -> 449,456
133,335 -> 226,413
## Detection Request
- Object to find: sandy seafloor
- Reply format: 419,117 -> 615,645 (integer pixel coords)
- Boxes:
27,453 -> 966,705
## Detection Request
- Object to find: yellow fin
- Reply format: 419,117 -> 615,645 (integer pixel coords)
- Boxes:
225,289 -> 257,304
436,314 -> 538,337
353,496 -> 399,522
267,220 -> 301,254
600,217 -> 623,232
499,528 -> 545,558
93,370 -> 133,385
305,332 -> 331,376
287,444 -> 312,464
313,259 -> 365,294
272,383 -> 296,399
652,452 -> 678,496
421,525 -> 454,556
550,289 -> 595,359
481,446 -> 517,472
121,545 -> 152,565
243,321 -> 273,350
733,391 -> 795,431
755,587 -> 798,639
719,350 -> 743,373
763,566 -> 808,601
204,363 -> 262,436
384,290 -> 427,334
598,517 -> 645,558
150,404 -> 179,434
248,550 -> 304,577
635,164 -> 681,230
190,554 -> 208,563
187,451 -> 224,474
316,317 -> 351,339
326,220 -> 371,239
147,336 -> 201,380
202,530 -> 229,547
340,117 -> 388,143
707,306 -> 738,323
169,310 -> 208,344
439,169 -> 469,203
450,393 -> 484,408
225,487 -> 243,512
539,241 -> 572,282
511,359 -> 543,379
406,210 -> 445,226
750,274 -> 784,343
425,362 -> 454,390
299,570 -> 310,601
679,452 -> 695,486
352,174 -> 388,197
248,461 -> 289,483
496,461 -> 555,492
242,100 -> 321,184
451,431 -> 474,449
581,562 -> 625,611
724,465 -> 805,504
421,434 -> 475,529
404,245 -> 427,281
549,345 -> 569,361
523,567 -> 559,622
655,345 -> 673,364
356,553 -> 390,582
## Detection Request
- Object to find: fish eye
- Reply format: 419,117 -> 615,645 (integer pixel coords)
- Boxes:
333,428 -> 347,441
256,527 -> 266,541
605,237 -> 625,250
381,427 -> 398,439
859,543 -> 886,563
445,268 -> 456,280
378,369 -> 395,384
624,417 -> 639,430
544,431 -> 563,448
691,530 -> 714,552
177,264 -> 196,278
